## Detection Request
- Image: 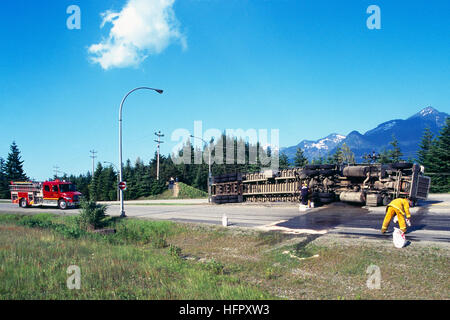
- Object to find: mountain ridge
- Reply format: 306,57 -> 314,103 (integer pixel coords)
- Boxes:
281,106 -> 448,162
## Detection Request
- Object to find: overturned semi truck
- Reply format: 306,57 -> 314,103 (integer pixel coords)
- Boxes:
211,163 -> 431,207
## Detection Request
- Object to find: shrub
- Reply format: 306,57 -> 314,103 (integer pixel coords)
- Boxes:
77,200 -> 108,230
169,244 -> 182,257
204,258 -> 224,275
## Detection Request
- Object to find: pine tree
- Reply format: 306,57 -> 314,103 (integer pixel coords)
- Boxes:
427,117 -> 450,192
330,146 -> 344,165
294,147 -> 308,167
388,134 -> 403,163
5,142 -> 28,181
417,127 -> 434,166
341,143 -> 355,164
377,148 -> 391,164
89,162 -> 103,201
279,153 -> 290,169
0,157 -> 9,198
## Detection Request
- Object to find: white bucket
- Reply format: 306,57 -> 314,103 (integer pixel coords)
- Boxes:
393,227 -> 406,248
299,204 -> 309,212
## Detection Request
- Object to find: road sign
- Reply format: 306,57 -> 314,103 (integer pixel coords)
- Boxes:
118,181 -> 127,191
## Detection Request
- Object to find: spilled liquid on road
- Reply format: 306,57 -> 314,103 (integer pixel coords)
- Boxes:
276,202 -> 370,231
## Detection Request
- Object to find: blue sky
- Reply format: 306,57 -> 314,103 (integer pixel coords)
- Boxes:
0,0 -> 449,180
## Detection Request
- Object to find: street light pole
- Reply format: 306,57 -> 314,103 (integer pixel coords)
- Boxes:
119,87 -> 163,217
190,135 -> 212,203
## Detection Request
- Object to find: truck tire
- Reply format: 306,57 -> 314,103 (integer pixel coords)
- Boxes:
319,169 -> 336,176
303,169 -> 319,177
319,197 -> 335,204
382,195 -> 391,206
58,199 -> 67,210
19,198 -> 28,208
392,162 -> 413,170
319,164 -> 335,169
317,192 -> 335,198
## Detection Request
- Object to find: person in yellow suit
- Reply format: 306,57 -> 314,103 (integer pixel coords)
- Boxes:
381,198 -> 412,233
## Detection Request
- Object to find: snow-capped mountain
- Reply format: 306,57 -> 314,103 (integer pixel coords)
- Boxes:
281,133 -> 347,161
282,106 -> 448,162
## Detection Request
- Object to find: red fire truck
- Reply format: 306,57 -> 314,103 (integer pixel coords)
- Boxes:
9,180 -> 82,210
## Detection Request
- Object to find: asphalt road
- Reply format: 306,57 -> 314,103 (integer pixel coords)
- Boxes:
1,194 -> 449,243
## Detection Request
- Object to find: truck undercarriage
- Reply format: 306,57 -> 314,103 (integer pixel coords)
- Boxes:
211,163 -> 431,206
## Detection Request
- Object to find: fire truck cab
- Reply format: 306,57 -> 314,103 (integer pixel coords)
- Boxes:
10,179 -> 82,210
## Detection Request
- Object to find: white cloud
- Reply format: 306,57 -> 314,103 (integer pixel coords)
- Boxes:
88,0 -> 186,70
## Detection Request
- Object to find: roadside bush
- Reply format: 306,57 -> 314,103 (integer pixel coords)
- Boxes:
77,200 -> 108,230
169,244 -> 182,257
204,258 -> 225,275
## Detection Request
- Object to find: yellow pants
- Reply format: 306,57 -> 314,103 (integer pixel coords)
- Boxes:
381,207 -> 407,233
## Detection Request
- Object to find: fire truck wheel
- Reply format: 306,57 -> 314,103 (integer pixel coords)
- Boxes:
58,199 -> 68,210
19,198 -> 28,208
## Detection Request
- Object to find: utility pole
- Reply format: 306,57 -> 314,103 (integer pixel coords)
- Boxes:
90,150 -> 97,179
154,131 -> 164,180
53,165 -> 60,179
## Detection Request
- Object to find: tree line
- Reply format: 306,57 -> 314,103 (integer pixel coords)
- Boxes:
1,119 -> 449,199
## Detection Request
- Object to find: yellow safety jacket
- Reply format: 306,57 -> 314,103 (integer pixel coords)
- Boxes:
387,198 -> 411,219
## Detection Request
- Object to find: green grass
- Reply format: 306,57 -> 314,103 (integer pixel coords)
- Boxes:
141,183 -> 208,200
177,182 -> 208,199
0,213 -> 449,300
0,213 -> 271,300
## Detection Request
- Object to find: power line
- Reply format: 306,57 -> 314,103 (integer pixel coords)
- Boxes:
53,165 -> 60,178
154,131 -> 164,180
90,150 -> 97,179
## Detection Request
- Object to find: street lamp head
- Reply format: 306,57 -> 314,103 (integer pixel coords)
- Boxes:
155,89 -> 164,94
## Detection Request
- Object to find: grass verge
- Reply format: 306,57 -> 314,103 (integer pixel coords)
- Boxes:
0,213 -> 448,300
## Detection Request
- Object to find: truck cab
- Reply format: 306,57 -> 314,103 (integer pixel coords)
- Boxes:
42,180 -> 81,209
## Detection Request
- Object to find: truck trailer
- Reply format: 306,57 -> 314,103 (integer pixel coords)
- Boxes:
211,162 -> 431,206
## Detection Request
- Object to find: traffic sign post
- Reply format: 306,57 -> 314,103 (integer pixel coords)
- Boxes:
118,181 -> 127,191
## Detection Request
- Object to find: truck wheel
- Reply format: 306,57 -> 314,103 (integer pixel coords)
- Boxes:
319,197 -> 335,204
319,169 -> 336,176
58,199 -> 67,210
319,164 -> 335,169
304,164 -> 320,170
392,162 -> 413,170
303,169 -> 319,177
19,198 -> 28,208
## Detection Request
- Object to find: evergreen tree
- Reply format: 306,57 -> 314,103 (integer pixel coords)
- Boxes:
427,118 -> 450,192
341,143 -> 355,164
279,152 -> 290,169
388,134 -> 403,163
89,162 -> 103,201
294,147 -> 308,167
417,127 -> 434,166
330,146 -> 344,165
5,142 -> 28,181
377,148 -> 391,164
311,157 -> 325,165
0,157 -> 9,198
